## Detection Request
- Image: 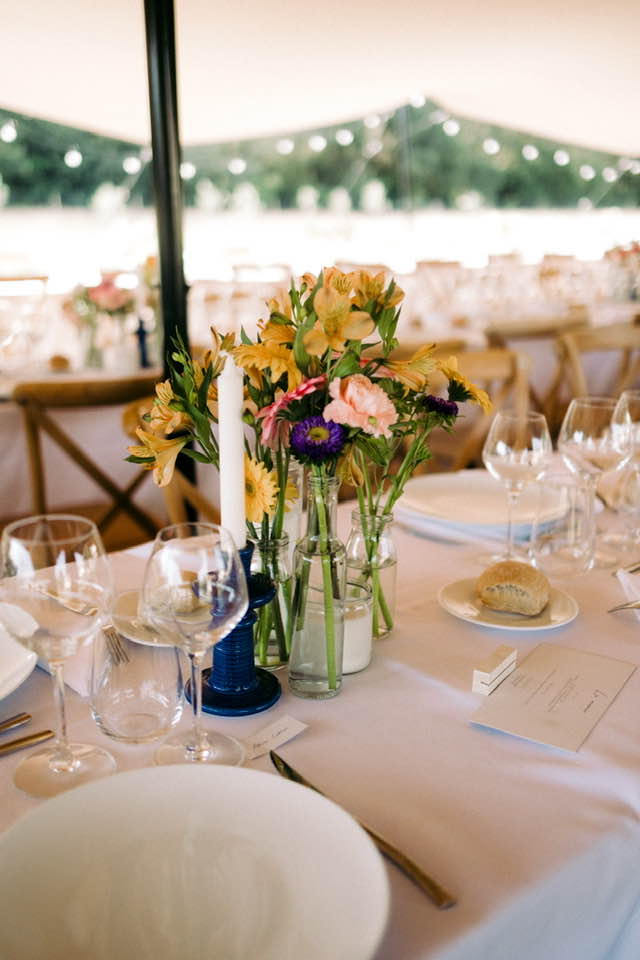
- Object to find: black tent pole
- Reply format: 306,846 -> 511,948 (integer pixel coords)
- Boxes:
143,0 -> 189,377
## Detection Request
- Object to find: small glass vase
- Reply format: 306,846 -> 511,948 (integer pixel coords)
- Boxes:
345,508 -> 397,639
289,472 -> 346,699
251,535 -> 293,670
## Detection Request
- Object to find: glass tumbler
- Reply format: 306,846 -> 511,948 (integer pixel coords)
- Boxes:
529,473 -> 592,577
91,626 -> 183,743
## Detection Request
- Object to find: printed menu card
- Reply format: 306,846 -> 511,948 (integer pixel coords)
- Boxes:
472,643 -> 636,751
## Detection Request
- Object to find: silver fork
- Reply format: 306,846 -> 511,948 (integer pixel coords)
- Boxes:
103,625 -> 130,664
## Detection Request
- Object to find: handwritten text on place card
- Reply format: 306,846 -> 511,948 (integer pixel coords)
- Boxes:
244,715 -> 308,761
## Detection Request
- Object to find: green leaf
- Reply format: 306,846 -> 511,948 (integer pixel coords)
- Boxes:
180,447 -> 215,465
330,351 -> 361,380
240,326 -> 252,345
125,454 -> 154,465
293,314 -> 315,372
356,435 -> 389,467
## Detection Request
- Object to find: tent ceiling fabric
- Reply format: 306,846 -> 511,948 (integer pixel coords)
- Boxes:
1,0 -> 638,155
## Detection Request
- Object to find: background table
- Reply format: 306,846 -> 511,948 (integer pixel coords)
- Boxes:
1,509 -> 640,959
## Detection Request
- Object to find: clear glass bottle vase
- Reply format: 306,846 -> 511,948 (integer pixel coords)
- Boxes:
345,508 -> 397,639
251,534 -> 293,670
289,473 -> 346,699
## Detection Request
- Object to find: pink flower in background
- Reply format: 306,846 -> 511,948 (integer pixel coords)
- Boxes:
323,374 -> 397,438
88,278 -> 134,314
257,374 -> 327,449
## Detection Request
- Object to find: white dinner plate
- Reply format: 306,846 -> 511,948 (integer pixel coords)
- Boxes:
0,627 -> 37,700
438,578 -> 579,631
0,765 -> 389,960
398,471 -> 564,529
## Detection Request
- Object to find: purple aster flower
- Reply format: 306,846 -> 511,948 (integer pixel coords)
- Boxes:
423,394 -> 459,417
290,416 -> 346,463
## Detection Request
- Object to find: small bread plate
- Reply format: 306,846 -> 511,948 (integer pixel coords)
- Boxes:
438,578 -> 579,631
111,589 -> 166,646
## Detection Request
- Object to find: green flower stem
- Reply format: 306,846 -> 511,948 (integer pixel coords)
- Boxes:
282,576 -> 293,656
313,476 -> 337,690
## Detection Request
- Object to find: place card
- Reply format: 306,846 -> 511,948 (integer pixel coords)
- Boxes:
471,643 -> 636,751
243,714 -> 308,761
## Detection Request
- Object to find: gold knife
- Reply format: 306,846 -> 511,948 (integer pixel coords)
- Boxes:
0,712 -> 31,735
270,750 -> 457,909
0,730 -> 55,756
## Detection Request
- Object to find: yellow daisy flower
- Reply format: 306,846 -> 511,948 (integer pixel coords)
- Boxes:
128,427 -> 188,487
245,455 -> 278,522
438,356 -> 492,412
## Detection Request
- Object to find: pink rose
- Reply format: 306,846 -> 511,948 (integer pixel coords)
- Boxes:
88,279 -> 134,314
323,374 -> 397,438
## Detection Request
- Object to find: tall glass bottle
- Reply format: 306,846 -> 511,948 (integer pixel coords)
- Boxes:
289,473 -> 346,699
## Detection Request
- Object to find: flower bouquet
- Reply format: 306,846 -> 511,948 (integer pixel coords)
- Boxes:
68,275 -> 136,368
127,266 -> 489,695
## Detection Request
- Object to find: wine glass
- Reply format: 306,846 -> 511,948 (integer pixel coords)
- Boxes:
140,522 -> 248,766
610,390 -> 640,552
0,514 -> 116,797
558,396 -> 630,567
482,410 -> 552,560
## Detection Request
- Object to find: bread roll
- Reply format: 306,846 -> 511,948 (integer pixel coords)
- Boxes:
476,561 -> 549,616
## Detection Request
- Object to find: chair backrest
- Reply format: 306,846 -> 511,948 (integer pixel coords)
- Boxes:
555,321 -> 640,399
13,374 -> 160,540
427,348 -> 530,471
121,396 -> 220,527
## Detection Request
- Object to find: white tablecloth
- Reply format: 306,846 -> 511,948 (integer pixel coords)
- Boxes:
1,511 -> 640,959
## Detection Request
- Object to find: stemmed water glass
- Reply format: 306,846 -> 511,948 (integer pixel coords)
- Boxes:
0,514 -> 116,797
482,410 -> 553,560
140,522 -> 248,766
610,390 -> 640,551
558,396 -> 631,567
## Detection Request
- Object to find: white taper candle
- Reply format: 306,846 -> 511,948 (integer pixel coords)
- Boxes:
217,353 -> 246,549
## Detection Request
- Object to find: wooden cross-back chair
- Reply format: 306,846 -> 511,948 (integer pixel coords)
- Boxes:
121,397 -> 220,527
13,375 -> 160,539
549,320 -> 640,428
425,348 -> 531,472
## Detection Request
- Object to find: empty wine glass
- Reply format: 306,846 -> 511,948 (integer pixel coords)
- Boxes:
0,515 -> 116,797
482,410 -> 552,560
558,396 -> 630,567
609,390 -> 640,552
141,522 -> 248,766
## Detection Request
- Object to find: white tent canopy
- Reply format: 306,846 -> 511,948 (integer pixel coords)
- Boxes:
1,0 -> 639,154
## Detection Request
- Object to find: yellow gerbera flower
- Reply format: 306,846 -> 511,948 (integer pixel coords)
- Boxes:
385,344 -> 437,391
233,342 -> 302,390
128,428 -> 188,487
438,356 -> 492,412
304,285 -> 374,357
245,455 -> 278,522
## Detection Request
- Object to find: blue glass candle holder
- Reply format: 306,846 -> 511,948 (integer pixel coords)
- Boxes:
198,542 -> 281,716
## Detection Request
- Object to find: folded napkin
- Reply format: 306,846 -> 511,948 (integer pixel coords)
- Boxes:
615,569 -> 640,620
0,624 -> 37,697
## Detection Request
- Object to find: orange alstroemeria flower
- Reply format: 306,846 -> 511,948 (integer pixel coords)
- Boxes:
233,342 -> 302,390
352,270 -> 404,309
384,343 -> 437,392
128,428 -> 188,487
304,285 -> 374,357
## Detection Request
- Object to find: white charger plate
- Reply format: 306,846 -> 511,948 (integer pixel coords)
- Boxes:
398,471 -> 564,529
0,628 -> 37,700
0,765 -> 389,960
438,578 -> 579,631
